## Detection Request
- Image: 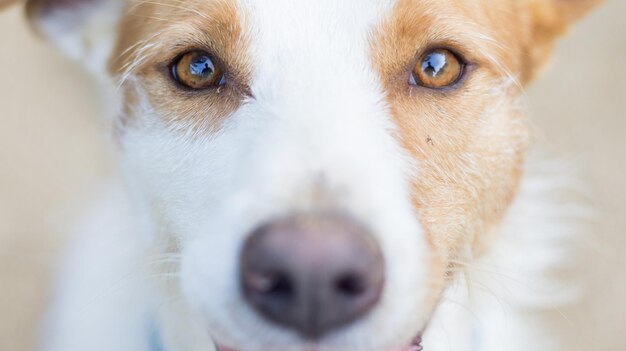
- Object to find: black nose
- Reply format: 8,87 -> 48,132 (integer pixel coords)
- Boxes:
240,213 -> 385,339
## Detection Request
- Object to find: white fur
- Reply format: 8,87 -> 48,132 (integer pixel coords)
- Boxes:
39,185 -> 155,351
422,158 -> 591,351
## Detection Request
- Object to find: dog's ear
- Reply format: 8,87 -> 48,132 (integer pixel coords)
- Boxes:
0,0 -> 23,10
523,0 -> 603,81
529,0 -> 602,39
24,0 -> 123,77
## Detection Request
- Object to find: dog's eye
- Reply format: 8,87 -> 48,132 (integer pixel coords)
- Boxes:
411,49 -> 464,89
171,50 -> 225,89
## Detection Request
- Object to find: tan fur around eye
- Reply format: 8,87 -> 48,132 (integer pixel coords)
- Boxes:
370,0 -> 531,296
109,0 -> 251,132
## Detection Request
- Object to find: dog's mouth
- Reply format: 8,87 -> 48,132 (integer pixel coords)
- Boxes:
215,335 -> 423,351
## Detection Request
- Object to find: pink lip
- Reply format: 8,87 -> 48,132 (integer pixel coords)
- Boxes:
216,335 -> 423,351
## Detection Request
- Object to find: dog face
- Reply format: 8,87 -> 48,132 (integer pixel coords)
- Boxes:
21,0 -> 600,350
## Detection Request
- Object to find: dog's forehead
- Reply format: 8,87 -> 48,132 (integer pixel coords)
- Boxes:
240,0 -> 395,42
239,0 -> 396,80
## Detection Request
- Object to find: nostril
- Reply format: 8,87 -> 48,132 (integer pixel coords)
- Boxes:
245,271 -> 293,298
335,273 -> 367,297
266,273 -> 293,298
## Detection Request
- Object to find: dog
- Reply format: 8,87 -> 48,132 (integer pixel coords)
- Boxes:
2,0 -> 603,350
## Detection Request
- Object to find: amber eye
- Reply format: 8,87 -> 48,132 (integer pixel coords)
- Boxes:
411,49 -> 464,89
172,50 -> 224,89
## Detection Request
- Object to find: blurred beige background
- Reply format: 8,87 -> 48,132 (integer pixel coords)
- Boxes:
0,2 -> 624,351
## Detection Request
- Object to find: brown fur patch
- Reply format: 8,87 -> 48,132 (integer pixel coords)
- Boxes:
109,0 -> 251,132
370,0 -> 601,304
370,0 -> 529,302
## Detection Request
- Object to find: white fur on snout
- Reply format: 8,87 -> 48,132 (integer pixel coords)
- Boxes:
116,1 -> 432,350
175,97 -> 429,351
